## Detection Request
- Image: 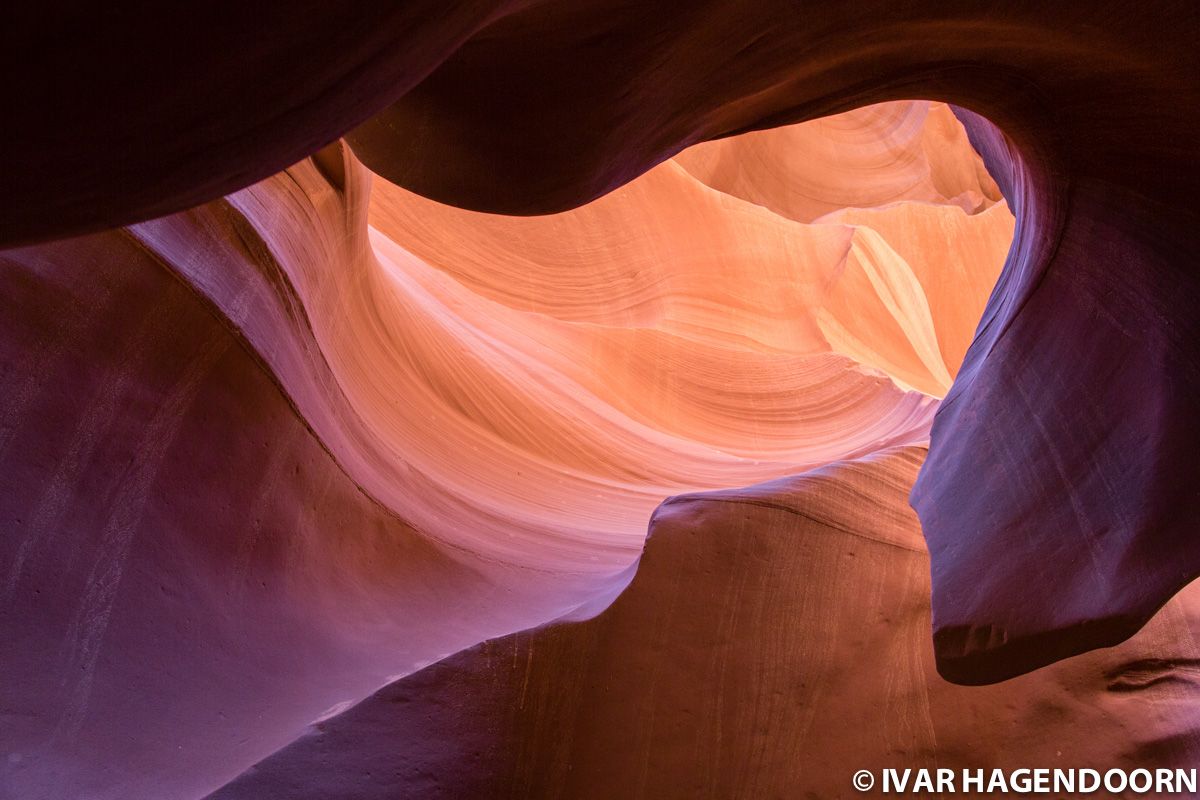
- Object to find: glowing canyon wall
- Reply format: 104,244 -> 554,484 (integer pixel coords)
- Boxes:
2,2 -> 1199,798
2,100 -> 1018,799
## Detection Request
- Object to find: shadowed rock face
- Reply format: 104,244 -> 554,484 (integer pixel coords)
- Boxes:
0,1 -> 524,246
3,1 -> 1198,685
210,448 -> 1200,800
915,106 -> 1200,683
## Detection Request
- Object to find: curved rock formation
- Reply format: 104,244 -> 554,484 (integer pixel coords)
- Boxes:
0,2 -> 522,246
0,212 -> 612,800
1,103 -> 1010,799
916,104 -> 1200,683
142,121 -> 981,574
350,0 -> 1200,684
674,101 -> 1002,224
5,2 -> 1197,685
210,446 -> 1200,800
3,1 -> 1199,795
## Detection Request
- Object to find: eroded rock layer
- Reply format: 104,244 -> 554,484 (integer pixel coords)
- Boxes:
1,103 -> 1012,799
5,1 -> 1198,688
211,447 -> 1200,800
0,220 -> 612,800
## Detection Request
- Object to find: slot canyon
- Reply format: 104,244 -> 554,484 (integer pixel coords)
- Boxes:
1,3 -> 1198,798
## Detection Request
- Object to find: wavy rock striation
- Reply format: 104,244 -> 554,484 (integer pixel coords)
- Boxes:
1,103 -> 1010,799
0,211 -> 614,800
210,446 -> 1200,800
5,2 -> 1198,686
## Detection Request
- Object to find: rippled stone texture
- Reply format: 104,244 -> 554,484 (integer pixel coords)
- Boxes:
0,103 -> 1010,799
2,1 -> 1198,796
348,0 -> 1200,685
4,3 -> 1196,686
0,218 -> 611,800
210,447 -> 1200,800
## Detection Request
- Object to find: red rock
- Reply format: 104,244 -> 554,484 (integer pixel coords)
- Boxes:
2,1 -> 1198,793
210,447 -> 1200,799
1,105 -> 1007,798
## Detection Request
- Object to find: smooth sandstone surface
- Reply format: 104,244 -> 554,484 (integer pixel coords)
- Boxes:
674,101 -> 1001,224
3,1 -> 1200,795
211,447 -> 1200,800
3,2 -> 1197,686
272,0 -> 1200,685
0,222 -> 611,800
1,103 -> 1012,799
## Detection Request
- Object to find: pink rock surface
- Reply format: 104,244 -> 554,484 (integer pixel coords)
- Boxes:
210,447 -> 1200,799
1,104 -> 1011,798
3,2 -> 1196,684
345,3 -> 1200,681
0,223 -> 609,800
2,0 -> 1198,793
